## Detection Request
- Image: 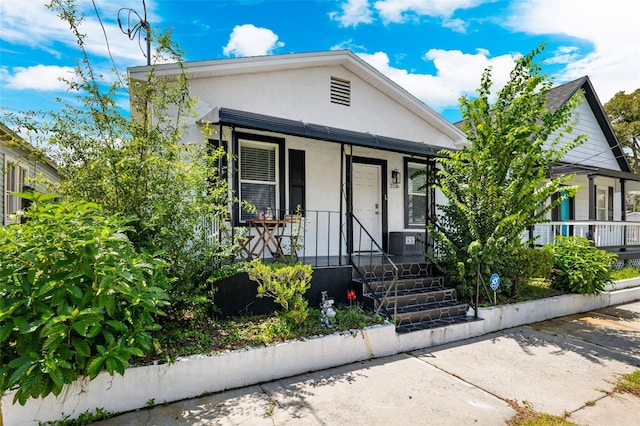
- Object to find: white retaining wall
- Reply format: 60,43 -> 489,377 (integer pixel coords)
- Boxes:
3,284 -> 640,425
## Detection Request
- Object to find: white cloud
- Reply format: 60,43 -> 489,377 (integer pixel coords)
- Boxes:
5,65 -> 77,91
0,1 -> 160,65
223,24 -> 284,57
545,46 -> 582,65
505,0 -> 640,103
358,49 -> 517,110
330,0 -> 374,27
442,18 -> 467,33
373,0 -> 489,23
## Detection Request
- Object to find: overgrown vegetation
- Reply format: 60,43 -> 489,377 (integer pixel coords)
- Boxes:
546,237 -> 617,295
614,370 -> 640,397
41,407 -> 114,426
0,0 -> 239,404
427,44 -> 585,305
0,194 -> 168,405
506,400 -> 577,426
147,304 -> 382,362
2,0 -> 233,321
245,261 -> 313,325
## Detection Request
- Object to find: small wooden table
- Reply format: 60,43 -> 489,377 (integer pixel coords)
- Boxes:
249,219 -> 286,259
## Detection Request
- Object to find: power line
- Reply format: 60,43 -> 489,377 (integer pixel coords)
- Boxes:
90,0 -> 125,87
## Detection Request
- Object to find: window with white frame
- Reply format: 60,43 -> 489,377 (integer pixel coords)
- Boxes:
5,160 -> 28,223
596,186 -> 614,221
406,161 -> 427,227
239,140 -> 278,221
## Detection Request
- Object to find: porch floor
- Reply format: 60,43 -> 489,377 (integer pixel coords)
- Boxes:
245,254 -> 430,268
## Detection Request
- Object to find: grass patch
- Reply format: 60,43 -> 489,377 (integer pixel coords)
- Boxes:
491,278 -> 568,305
145,304 -> 383,363
506,400 -> 578,426
610,267 -> 640,281
514,278 -> 567,302
614,370 -> 640,397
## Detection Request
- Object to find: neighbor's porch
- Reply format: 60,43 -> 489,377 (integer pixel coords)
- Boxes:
529,221 -> 640,268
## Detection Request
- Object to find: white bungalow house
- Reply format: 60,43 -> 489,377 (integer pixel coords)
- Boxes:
129,50 -> 467,261
128,51 -> 639,328
1,123 -> 58,226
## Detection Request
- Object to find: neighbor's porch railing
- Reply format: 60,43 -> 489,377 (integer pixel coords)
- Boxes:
527,221 -> 640,248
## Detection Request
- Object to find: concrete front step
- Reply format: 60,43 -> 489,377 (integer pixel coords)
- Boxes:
356,261 -> 469,333
356,262 -> 434,279
366,275 -> 445,293
395,314 -> 480,334
370,287 -> 457,309
393,300 -> 469,327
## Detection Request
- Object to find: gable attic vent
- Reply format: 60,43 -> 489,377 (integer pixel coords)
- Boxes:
330,76 -> 351,107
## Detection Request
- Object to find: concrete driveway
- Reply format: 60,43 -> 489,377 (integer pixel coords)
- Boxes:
95,301 -> 640,425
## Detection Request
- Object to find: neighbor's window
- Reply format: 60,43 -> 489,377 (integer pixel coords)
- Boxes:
406,161 -> 427,227
239,140 -> 278,221
5,160 -> 28,223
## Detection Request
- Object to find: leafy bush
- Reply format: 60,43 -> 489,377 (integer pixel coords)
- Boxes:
0,194 -> 169,404
545,236 -> 617,295
244,260 -> 312,325
503,248 -> 553,297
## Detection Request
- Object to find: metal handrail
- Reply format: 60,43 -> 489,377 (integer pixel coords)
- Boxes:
347,212 -> 398,321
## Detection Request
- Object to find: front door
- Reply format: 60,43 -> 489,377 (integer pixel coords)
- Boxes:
352,162 -> 383,251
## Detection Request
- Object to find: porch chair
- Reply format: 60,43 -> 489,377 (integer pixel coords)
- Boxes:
275,214 -> 303,261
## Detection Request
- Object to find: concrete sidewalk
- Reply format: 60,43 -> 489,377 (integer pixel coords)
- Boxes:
95,302 -> 640,425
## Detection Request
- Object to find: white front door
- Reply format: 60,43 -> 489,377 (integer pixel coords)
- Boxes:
353,162 -> 382,251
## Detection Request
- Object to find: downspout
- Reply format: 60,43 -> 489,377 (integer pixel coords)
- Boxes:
339,143 -> 344,265
348,145 -> 354,263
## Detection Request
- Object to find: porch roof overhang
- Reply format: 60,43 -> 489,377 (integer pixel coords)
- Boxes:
551,162 -> 640,182
198,107 -> 446,157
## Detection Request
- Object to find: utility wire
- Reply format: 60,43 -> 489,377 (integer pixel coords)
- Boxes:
91,0 -> 126,87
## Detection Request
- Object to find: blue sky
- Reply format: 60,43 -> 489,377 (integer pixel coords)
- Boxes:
1,0 -> 639,124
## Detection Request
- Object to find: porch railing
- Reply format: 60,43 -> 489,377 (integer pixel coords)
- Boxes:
206,209 -> 346,266
347,212 -> 397,321
527,221 -> 640,249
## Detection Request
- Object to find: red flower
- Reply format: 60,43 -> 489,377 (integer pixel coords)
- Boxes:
347,289 -> 356,302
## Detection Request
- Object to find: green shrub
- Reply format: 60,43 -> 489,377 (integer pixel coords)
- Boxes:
245,260 -> 312,326
0,194 -> 169,405
545,236 -> 617,295
503,248 -> 553,297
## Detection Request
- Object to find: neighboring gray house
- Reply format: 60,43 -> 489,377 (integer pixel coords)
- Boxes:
528,76 -> 640,252
1,123 -> 58,225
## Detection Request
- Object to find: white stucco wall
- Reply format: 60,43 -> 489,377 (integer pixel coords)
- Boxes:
188,65 -> 459,150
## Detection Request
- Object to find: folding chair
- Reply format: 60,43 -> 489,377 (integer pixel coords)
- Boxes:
275,214 -> 303,261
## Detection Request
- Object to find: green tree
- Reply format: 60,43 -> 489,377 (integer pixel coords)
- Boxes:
428,45 -> 585,303
2,1 -> 233,315
604,88 -> 640,173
